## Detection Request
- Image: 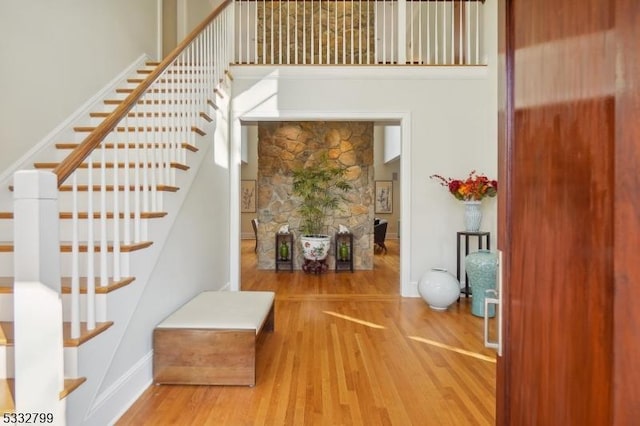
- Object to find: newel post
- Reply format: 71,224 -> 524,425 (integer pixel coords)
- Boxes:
13,170 -> 65,419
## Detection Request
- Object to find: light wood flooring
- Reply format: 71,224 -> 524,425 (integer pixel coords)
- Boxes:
117,239 -> 496,425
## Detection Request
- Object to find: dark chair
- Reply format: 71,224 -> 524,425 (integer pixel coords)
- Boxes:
251,218 -> 259,253
374,220 -> 388,254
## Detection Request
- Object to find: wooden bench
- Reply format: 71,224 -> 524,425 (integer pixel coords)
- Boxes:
153,290 -> 275,386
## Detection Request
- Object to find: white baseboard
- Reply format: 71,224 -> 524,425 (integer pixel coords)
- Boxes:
83,351 -> 153,426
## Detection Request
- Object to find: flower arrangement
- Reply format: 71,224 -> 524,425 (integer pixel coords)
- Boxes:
430,170 -> 498,201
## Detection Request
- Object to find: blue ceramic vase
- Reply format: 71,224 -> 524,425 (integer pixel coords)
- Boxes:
465,250 -> 498,317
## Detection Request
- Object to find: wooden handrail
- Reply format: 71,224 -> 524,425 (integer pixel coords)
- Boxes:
53,0 -> 232,186
234,0 -> 485,2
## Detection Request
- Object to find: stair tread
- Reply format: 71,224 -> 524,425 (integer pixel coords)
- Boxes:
73,125 -> 204,135
59,240 -> 153,253
0,212 -> 167,220
1,379 -> 14,414
63,321 -> 113,346
90,110 -> 211,124
55,142 -> 198,152
0,276 -> 135,294
33,161 -> 190,171
1,376 -> 86,408
59,184 -> 178,192
116,88 -> 203,94
0,240 -> 153,253
104,99 -> 201,105
60,378 -> 86,400
0,321 -> 113,347
10,184 -> 179,192
127,78 -> 203,84
58,211 -> 167,219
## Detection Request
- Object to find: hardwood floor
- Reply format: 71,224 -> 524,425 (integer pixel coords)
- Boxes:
117,239 -> 496,425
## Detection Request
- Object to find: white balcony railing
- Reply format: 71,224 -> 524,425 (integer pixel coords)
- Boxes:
234,0 -> 486,65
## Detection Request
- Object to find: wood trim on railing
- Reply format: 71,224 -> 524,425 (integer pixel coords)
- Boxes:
52,0 -> 232,186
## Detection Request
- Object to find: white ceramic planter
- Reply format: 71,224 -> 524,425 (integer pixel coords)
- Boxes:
300,235 -> 331,261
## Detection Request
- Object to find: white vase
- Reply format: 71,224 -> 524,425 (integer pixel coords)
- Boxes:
418,268 -> 460,311
463,201 -> 482,232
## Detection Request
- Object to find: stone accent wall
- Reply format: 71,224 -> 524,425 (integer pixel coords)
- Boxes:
256,2 -> 377,64
257,122 -> 374,270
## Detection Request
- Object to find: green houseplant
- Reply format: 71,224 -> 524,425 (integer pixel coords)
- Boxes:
291,155 -> 352,236
291,155 -> 351,269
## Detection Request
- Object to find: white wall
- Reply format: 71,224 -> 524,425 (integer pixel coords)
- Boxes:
0,0 -> 159,174
177,0 -> 223,39
383,125 -> 401,162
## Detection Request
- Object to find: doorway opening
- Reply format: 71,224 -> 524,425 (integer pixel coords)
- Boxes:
239,120 -> 402,292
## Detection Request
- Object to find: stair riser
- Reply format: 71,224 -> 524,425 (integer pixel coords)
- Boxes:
61,294 -> 108,323
0,222 -> 10,241
59,220 -> 150,244
53,150 -> 195,168
73,131 -> 202,144
89,110 -> 212,125
1,290 -> 115,323
123,82 -> 212,92
0,346 -> 14,379
0,217 -> 154,242
0,295 -> 12,322
0,257 -> 11,278
64,348 -> 78,378
45,165 -> 189,185
54,189 -> 171,212
98,103 -> 214,116
88,116 -> 208,128
0,252 -> 131,278
95,105 -> 215,117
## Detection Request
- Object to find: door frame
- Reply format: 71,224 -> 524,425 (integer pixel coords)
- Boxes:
229,111 -> 412,296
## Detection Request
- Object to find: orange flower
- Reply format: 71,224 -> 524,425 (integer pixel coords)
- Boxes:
430,170 -> 498,201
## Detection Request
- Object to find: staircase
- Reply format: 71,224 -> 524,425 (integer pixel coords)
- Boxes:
0,3 -> 233,423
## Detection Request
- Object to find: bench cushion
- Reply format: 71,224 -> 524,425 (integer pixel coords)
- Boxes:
156,290 -> 275,334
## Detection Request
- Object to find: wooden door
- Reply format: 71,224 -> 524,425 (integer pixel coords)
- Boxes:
497,0 -> 640,424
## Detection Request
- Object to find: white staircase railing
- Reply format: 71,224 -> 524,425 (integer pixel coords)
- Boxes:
11,0 -> 233,414
234,0 -> 486,65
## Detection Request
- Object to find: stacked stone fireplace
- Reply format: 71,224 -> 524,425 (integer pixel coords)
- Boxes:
256,121 -> 374,270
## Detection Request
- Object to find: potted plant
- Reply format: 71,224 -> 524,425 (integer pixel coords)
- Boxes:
429,170 -> 498,232
291,155 -> 351,272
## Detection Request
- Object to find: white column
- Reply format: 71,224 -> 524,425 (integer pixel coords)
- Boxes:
13,170 -> 65,419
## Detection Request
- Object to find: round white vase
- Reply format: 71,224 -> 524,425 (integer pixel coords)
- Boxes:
418,268 -> 460,311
